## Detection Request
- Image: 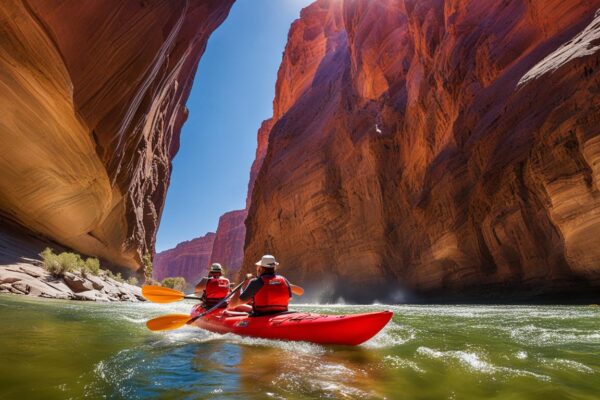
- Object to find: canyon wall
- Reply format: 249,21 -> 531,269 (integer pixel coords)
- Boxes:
154,208 -> 247,282
153,232 -> 215,283
0,0 -> 234,272
243,0 -> 600,302
209,209 -> 248,277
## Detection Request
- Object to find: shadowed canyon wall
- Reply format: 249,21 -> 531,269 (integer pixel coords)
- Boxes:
0,0 -> 234,272
242,0 -> 600,302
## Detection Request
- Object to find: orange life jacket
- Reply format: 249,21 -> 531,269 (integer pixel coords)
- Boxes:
252,274 -> 291,313
204,276 -> 230,303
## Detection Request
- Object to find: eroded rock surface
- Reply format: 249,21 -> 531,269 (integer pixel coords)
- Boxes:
243,0 -> 600,302
153,232 -> 215,284
209,209 -> 248,277
0,0 -> 234,271
0,264 -> 143,302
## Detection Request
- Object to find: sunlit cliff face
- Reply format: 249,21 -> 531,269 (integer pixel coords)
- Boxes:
241,0 -> 600,302
2,0 -> 600,303
0,0 -> 234,270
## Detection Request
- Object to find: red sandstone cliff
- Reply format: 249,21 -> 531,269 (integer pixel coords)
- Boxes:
154,209 -> 247,282
0,0 -> 234,272
210,209 -> 248,277
243,0 -> 600,302
153,232 -> 215,283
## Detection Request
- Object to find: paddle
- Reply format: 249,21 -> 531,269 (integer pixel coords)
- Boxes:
141,285 -> 203,303
145,281 -> 246,332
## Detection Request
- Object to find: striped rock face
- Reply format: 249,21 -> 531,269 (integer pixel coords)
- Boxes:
153,233 -> 216,284
242,0 -> 600,302
0,0 -> 234,271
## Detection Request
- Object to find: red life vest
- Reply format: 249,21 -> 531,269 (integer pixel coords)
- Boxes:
252,274 -> 291,313
204,276 -> 230,301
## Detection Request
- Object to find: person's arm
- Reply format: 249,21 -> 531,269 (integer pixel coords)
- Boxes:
194,277 -> 209,294
228,274 -> 257,308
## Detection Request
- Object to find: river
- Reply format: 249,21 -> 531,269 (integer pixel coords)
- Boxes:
0,295 -> 599,399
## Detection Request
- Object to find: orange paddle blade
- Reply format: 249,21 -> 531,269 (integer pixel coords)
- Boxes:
142,285 -> 185,303
146,314 -> 192,331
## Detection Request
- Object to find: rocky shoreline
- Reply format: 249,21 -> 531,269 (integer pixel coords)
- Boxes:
0,262 -> 144,302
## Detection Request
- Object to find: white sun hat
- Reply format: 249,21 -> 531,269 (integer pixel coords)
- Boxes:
210,263 -> 223,272
255,255 -> 279,268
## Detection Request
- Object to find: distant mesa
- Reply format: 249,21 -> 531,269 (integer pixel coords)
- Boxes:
153,209 -> 247,284
153,232 -> 216,284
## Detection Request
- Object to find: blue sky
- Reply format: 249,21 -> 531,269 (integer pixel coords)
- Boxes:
156,0 -> 314,252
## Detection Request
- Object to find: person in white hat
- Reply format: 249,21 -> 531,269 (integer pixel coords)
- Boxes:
228,255 -> 304,315
194,263 -> 231,308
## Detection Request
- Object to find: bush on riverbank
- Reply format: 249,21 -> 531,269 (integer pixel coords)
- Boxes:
83,257 -> 100,276
127,276 -> 138,286
40,248 -> 101,277
106,270 -> 125,283
161,277 -> 186,291
39,248 -> 137,286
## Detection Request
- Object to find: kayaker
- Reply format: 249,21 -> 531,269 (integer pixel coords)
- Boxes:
195,263 -> 230,308
228,255 -> 304,315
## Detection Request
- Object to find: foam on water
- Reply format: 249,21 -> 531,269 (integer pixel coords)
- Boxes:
363,321 -> 416,348
416,347 -> 552,381
509,324 -> 600,346
383,355 -> 425,373
540,358 -> 595,374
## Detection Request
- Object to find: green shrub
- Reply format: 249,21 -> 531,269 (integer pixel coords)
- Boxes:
40,248 -> 61,275
40,248 -> 83,276
161,277 -> 186,292
142,253 -> 153,280
105,270 -> 125,283
145,277 -> 160,286
40,248 -> 104,277
127,276 -> 139,286
83,257 -> 100,276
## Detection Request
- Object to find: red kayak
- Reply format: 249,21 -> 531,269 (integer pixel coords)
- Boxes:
189,305 -> 393,346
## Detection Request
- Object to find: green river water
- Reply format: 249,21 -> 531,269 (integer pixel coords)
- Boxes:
0,294 -> 599,399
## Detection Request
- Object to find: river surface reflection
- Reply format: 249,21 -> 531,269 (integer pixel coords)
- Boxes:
1,295 -> 599,399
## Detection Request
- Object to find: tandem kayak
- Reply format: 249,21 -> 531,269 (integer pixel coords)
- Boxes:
189,305 -> 393,346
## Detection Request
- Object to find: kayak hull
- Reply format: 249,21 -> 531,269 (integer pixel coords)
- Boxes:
189,306 -> 393,346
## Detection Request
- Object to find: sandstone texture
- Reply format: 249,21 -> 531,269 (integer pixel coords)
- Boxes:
243,0 -> 600,302
154,208 -> 247,283
153,232 -> 215,284
210,209 -> 248,277
0,0 -> 234,272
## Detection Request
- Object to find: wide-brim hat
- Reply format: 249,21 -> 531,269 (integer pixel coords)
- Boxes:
210,263 -> 224,272
255,255 -> 279,268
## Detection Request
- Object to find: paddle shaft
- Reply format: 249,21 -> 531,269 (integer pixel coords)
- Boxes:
182,295 -> 202,301
187,280 -> 246,324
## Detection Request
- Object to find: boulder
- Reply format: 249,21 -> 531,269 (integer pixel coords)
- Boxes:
73,291 -> 97,301
63,272 -> 94,293
17,264 -> 43,278
84,274 -> 104,290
